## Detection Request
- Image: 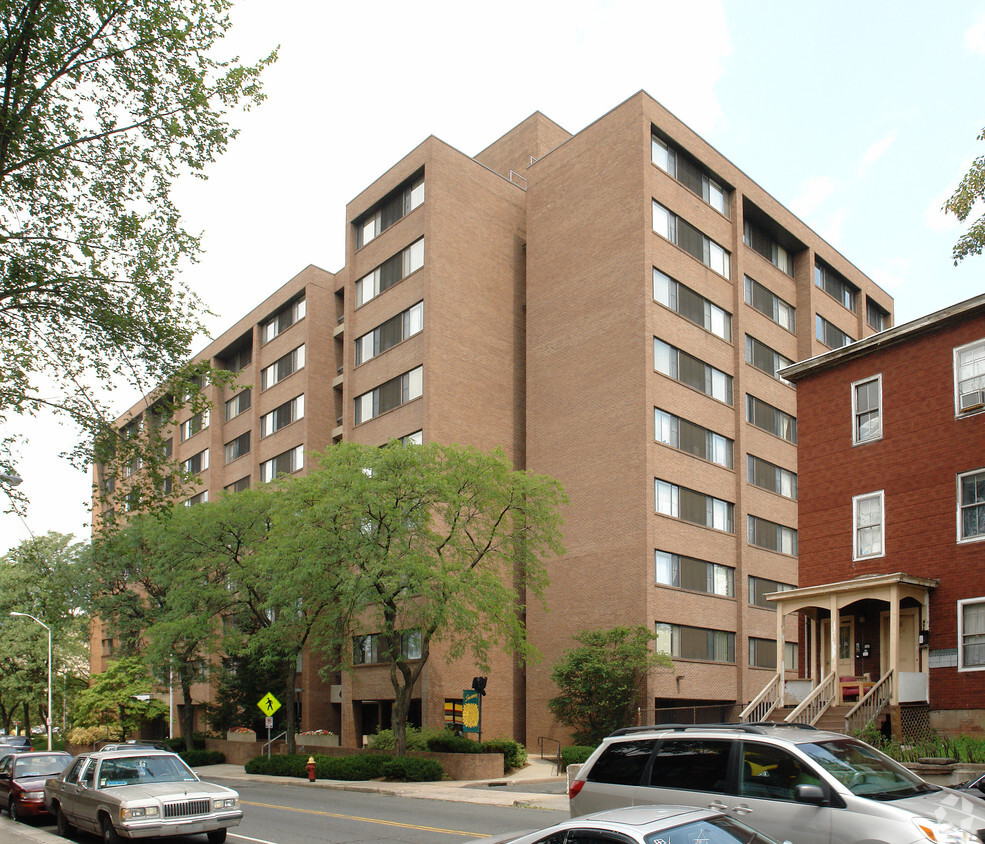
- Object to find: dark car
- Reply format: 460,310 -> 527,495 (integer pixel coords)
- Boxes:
953,770 -> 985,799
0,750 -> 72,822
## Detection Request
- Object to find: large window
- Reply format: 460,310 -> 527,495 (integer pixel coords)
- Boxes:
853,491 -> 884,559
654,339 -> 733,404
655,480 -> 734,533
747,515 -> 797,555
655,409 -> 732,469
954,339 -> 985,414
816,314 -> 853,349
179,410 -> 209,441
655,551 -> 734,597
259,445 -> 303,482
959,469 -> 985,542
652,201 -> 730,278
745,335 -> 793,382
260,345 -> 305,390
743,220 -> 793,276
651,133 -> 728,214
747,454 -> 797,499
655,623 -> 735,663
260,395 -> 304,438
223,432 -> 250,464
959,598 -> 985,671
746,395 -> 797,443
225,477 -> 250,493
867,298 -> 890,331
182,450 -> 209,475
355,239 -> 425,307
261,296 -> 306,344
352,630 -> 422,665
653,269 -> 731,341
852,375 -> 882,444
354,366 -> 423,425
749,638 -> 799,670
185,491 -> 208,507
225,389 -> 251,421
219,344 -> 252,372
815,260 -> 858,312
748,576 -> 795,609
744,276 -> 795,332
355,173 -> 425,249
355,302 -> 423,364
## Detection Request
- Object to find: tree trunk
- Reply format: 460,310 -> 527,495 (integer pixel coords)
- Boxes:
22,701 -> 31,740
181,677 -> 195,751
284,661 -> 296,755
392,682 -> 411,757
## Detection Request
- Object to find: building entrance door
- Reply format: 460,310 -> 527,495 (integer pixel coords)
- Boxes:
880,608 -> 919,675
820,617 -> 855,678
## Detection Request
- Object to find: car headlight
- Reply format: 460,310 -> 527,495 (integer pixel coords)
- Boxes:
213,797 -> 238,810
23,790 -> 43,798
912,818 -> 979,843
121,806 -> 160,820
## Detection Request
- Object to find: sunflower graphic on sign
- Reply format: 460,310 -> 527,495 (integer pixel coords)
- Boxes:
462,689 -> 481,734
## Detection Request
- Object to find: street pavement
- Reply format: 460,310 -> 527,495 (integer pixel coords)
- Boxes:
0,755 -> 568,842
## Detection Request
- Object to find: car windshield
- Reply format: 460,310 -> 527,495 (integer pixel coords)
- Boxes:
13,755 -> 69,777
97,755 -> 199,788
798,739 -> 937,800
645,816 -> 777,843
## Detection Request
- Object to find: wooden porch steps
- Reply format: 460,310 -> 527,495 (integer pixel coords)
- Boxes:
769,706 -> 853,734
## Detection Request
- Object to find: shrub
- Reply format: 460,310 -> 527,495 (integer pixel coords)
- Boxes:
481,738 -> 527,771
180,749 -> 224,767
426,733 -> 481,754
66,725 -> 112,746
245,753 -> 438,782
561,745 -> 595,771
381,757 -> 443,782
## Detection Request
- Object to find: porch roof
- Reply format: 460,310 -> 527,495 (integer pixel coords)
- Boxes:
767,572 -> 939,615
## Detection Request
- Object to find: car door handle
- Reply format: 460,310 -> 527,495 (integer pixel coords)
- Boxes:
708,800 -> 729,811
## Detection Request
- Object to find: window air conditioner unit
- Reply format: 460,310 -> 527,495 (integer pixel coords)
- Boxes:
959,390 -> 985,412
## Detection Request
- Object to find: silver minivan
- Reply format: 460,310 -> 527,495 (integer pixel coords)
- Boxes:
569,723 -> 985,844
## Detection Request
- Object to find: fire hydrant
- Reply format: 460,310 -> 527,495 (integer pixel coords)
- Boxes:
306,756 -> 316,782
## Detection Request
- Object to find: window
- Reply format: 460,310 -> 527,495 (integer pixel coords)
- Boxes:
748,515 -> 798,555
867,298 -> 889,331
743,219 -> 793,276
185,490 -> 208,507
655,408 -> 732,468
225,389 -> 251,421
259,445 -> 303,482
816,314 -> 853,349
815,260 -> 858,312
400,430 -> 423,445
354,366 -> 423,425
352,630 -> 423,665
655,623 -> 735,663
746,394 -> 797,443
260,395 -> 304,438
747,455 -> 797,499
852,375 -> 882,444
648,739 -> 732,792
355,301 -> 424,364
182,450 -> 209,474
955,339 -> 985,414
745,335 -> 793,382
653,269 -> 731,341
959,598 -> 985,670
655,550 -> 734,597
652,201 -> 730,278
748,576 -> 795,609
179,410 -> 209,441
744,276 -> 795,332
219,344 -> 252,372
958,469 -> 985,542
224,432 -> 250,464
651,132 -> 728,214
261,296 -> 306,344
260,345 -> 305,390
355,239 -> 425,307
444,699 -> 463,727
225,476 -> 250,493
162,438 -> 172,459
355,172 -> 424,248
749,638 -> 799,670
655,479 -> 734,532
654,339 -> 733,404
853,491 -> 884,559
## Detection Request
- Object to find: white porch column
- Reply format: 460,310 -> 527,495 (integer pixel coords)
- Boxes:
889,584 -> 900,705
776,604 -> 785,701
809,616 -> 817,683
830,595 -> 840,702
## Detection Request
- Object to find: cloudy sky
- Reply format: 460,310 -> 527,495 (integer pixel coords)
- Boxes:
2,0 -> 984,552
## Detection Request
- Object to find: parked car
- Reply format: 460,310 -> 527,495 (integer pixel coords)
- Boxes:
0,736 -> 32,749
568,722 -> 985,844
44,747 -> 241,843
464,804 -> 785,844
0,751 -> 72,822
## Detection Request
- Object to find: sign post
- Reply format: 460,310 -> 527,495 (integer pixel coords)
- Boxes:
257,692 -> 282,758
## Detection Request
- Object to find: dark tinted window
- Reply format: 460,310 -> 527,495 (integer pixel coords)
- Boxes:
586,739 -> 656,785
649,739 -> 732,793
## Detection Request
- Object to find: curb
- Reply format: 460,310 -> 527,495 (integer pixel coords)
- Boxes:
0,815 -> 60,842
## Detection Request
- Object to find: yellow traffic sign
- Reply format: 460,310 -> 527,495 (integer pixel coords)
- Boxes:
257,692 -> 281,716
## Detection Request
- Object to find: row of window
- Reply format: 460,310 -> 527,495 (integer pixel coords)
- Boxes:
355,302 -> 423,365
355,173 -> 424,249
355,238 -> 424,307
654,622 -> 798,668
352,630 -> 422,665
653,201 -> 731,278
354,366 -> 423,425
743,219 -> 793,277
651,131 -> 729,215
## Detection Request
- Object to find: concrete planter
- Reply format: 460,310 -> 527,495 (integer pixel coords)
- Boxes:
297,733 -> 339,748
226,731 -> 257,743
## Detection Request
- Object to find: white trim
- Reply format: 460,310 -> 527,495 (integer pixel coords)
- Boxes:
851,374 -> 883,445
957,468 -> 985,544
954,338 -> 985,418
852,490 -> 885,560
958,597 -> 985,672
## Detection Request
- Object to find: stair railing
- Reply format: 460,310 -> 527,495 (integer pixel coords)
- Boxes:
739,672 -> 782,722
784,671 -> 836,725
845,669 -> 894,735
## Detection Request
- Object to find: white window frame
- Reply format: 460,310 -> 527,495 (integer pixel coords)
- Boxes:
958,468 -> 985,544
958,597 -> 985,671
954,338 -> 985,417
852,490 -> 885,560
852,375 -> 883,445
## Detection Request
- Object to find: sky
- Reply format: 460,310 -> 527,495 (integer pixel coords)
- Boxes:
2,0 -> 984,553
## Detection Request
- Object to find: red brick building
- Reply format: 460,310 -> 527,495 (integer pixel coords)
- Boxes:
760,294 -> 985,736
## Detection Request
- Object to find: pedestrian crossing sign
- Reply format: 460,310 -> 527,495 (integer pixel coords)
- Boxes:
258,692 -> 282,716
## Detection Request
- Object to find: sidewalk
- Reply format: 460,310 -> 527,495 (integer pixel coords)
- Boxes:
0,756 -> 569,842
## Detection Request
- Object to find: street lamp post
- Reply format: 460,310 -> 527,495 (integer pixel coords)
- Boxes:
9,612 -> 51,751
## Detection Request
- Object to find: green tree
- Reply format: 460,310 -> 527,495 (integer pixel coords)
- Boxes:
0,0 -> 274,501
73,656 -> 167,741
277,441 -> 566,757
944,125 -> 985,264
548,626 -> 671,746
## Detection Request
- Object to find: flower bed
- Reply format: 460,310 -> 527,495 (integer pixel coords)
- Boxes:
297,731 -> 339,748
226,729 -> 257,743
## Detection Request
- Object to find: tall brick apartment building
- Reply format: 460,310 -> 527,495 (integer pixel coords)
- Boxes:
770,294 -> 985,737
95,91 -> 893,747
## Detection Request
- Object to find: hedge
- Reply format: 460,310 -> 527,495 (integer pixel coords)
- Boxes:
561,746 -> 595,771
245,753 -> 443,782
180,749 -> 225,767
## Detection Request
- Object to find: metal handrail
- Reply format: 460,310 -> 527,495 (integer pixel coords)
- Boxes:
845,670 -> 894,735
538,736 -> 562,774
739,672 -> 782,722
263,730 -> 286,758
785,671 -> 837,725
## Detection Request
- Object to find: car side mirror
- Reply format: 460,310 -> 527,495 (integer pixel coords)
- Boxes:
794,784 -> 826,805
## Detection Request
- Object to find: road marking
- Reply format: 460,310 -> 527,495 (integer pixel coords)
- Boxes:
230,835 -> 280,844
241,799 -> 484,837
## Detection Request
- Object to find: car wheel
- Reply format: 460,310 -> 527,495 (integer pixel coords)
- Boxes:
100,814 -> 121,844
8,799 -> 18,823
55,804 -> 73,838
208,830 -> 228,844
